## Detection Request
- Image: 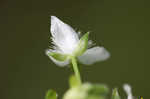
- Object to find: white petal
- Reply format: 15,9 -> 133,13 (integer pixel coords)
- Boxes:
51,16 -> 79,54
123,84 -> 134,99
45,49 -> 70,67
78,46 -> 110,65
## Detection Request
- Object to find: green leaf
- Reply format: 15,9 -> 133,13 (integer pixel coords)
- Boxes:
47,51 -> 68,61
112,88 -> 120,99
69,75 -> 80,88
74,32 -> 89,56
45,89 -> 57,99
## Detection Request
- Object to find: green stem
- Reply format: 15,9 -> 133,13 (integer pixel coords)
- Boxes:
71,57 -> 82,85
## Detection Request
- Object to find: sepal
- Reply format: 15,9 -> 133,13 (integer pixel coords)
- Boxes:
46,50 -> 69,61
74,32 -> 89,56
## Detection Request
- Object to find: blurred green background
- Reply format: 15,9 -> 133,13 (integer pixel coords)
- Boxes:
0,0 -> 150,99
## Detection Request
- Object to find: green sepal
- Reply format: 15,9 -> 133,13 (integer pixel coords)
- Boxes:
45,89 -> 57,99
69,75 -> 80,88
74,32 -> 89,56
111,88 -> 121,99
47,51 -> 68,61
88,84 -> 109,96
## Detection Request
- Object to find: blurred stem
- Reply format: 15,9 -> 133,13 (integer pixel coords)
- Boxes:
71,56 -> 82,85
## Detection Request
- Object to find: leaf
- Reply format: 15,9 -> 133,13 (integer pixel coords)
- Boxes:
45,89 -> 57,99
47,51 -> 68,61
69,75 -> 80,88
112,88 -> 121,99
74,32 -> 89,56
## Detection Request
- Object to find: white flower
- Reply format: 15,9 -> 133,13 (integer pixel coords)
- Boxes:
123,84 -> 134,99
46,16 -> 110,66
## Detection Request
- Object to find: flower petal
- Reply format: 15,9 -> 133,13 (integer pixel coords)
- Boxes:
78,46 -> 110,65
123,84 -> 134,99
51,16 -> 79,54
46,49 -> 70,66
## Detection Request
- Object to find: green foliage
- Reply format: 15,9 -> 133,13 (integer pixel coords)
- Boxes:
45,89 -> 57,99
111,88 -> 120,99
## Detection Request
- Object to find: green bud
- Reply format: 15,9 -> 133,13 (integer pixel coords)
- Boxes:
45,89 -> 57,99
111,88 -> 121,99
63,83 -> 109,99
69,75 -> 80,88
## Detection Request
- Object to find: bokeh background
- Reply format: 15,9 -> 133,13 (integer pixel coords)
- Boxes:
0,0 -> 150,99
